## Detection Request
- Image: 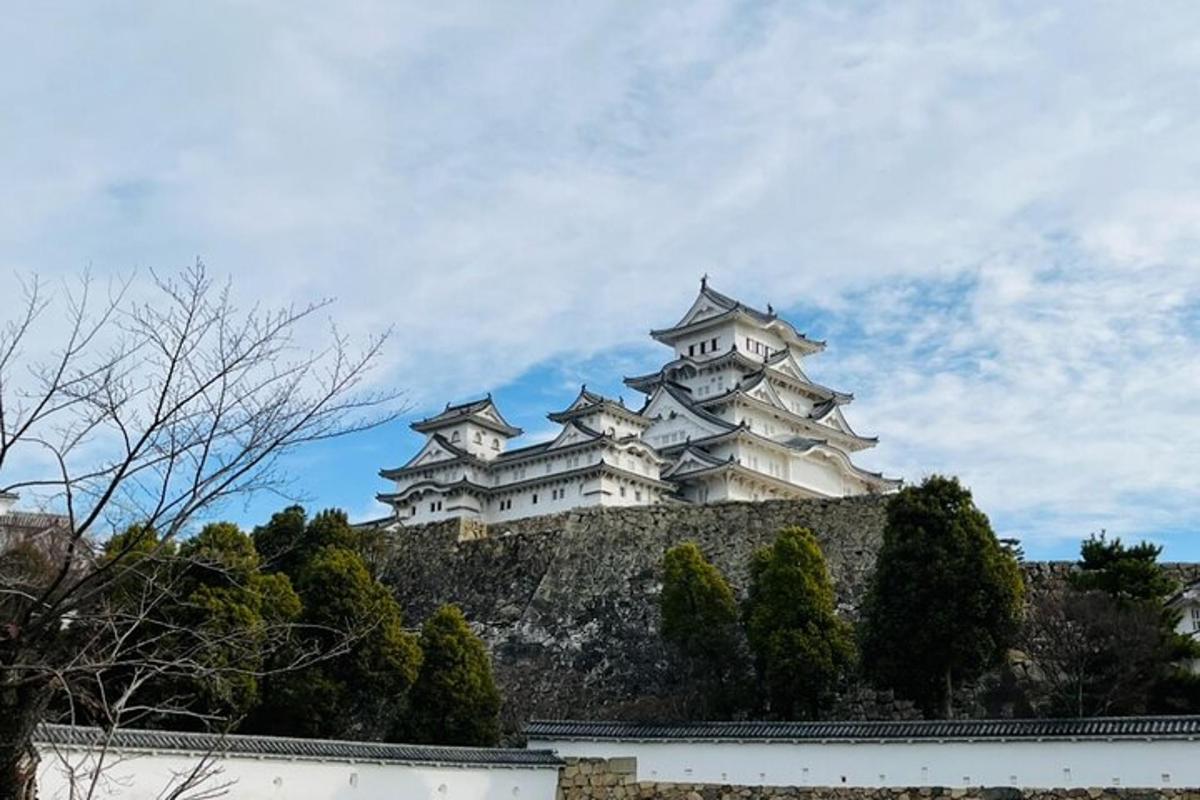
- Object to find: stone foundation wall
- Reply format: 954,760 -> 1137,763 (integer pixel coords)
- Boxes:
381,498 -> 1200,728
557,759 -> 1200,800
383,497 -> 889,725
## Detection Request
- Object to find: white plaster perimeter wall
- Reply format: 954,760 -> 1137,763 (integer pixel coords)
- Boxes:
38,747 -> 560,800
533,739 -> 1200,790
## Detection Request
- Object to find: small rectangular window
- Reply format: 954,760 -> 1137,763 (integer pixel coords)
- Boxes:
711,337 -> 718,350
532,493 -> 538,504
688,344 -> 695,356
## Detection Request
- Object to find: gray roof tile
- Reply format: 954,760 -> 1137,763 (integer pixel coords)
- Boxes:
38,725 -> 563,768
525,717 -> 1200,742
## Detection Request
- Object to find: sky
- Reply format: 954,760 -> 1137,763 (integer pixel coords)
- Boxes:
1,3 -> 1198,560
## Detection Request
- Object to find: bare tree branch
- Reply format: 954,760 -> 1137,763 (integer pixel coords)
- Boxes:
0,262 -> 407,799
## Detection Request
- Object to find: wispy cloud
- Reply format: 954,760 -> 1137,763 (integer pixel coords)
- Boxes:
2,2 -> 1198,556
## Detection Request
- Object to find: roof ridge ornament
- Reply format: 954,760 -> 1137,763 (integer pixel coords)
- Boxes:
700,273 -> 708,290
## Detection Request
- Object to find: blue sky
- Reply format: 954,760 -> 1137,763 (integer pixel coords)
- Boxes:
2,3 -> 1199,560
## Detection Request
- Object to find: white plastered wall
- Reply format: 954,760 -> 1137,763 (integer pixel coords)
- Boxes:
531,738 -> 1200,790
37,747 -> 560,800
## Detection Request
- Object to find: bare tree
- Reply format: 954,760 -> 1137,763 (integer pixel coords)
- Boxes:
1020,588 -> 1170,717
0,263 -> 404,799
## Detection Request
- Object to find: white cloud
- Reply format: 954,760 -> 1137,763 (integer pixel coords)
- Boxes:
2,2 -> 1199,552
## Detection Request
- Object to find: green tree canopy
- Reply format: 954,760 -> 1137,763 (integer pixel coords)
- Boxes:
249,532 -> 421,740
660,541 -> 745,716
744,527 -> 855,719
860,475 -> 1024,718
91,522 -> 302,729
252,506 -> 359,576
1071,533 -> 1177,603
404,604 -> 502,746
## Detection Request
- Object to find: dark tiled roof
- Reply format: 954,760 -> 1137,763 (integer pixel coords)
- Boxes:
526,717 -> 1200,742
650,283 -> 824,351
809,398 -> 838,420
0,510 -> 71,534
37,725 -> 563,768
380,434 -> 484,478
548,386 -> 645,426
641,383 -> 738,432
626,351 -> 845,402
411,396 -> 522,437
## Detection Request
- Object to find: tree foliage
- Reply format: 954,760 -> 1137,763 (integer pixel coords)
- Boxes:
744,527 -> 855,719
253,506 -> 360,577
91,522 -> 302,730
405,604 -> 502,746
248,508 -> 421,741
860,475 -> 1024,717
1071,533 -> 1177,603
660,541 -> 746,716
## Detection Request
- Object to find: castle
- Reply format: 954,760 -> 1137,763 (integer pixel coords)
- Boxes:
378,280 -> 898,526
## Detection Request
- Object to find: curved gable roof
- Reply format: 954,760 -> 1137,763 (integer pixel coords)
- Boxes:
650,280 -> 825,354
411,395 -> 522,437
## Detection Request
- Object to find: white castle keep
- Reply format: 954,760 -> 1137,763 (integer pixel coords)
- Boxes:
378,280 -> 898,525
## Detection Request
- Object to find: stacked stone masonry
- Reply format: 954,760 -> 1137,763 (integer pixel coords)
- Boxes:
557,760 -> 1200,800
380,497 -> 1200,726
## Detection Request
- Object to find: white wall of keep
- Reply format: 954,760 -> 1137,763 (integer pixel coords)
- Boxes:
37,748 -> 560,800
441,422 -> 507,459
532,738 -> 1200,789
683,366 -> 739,399
787,451 -> 847,497
672,324 -> 735,361
488,475 -> 596,520
735,321 -> 785,360
642,413 -> 718,449
577,410 -> 645,439
769,381 -> 817,417
600,474 -> 663,506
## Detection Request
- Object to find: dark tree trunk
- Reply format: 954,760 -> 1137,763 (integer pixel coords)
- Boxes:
0,746 -> 38,800
0,664 -> 49,800
942,668 -> 954,719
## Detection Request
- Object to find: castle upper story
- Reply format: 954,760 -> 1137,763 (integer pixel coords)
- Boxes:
377,280 -> 898,526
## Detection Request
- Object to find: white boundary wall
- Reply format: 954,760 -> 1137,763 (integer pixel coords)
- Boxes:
37,746 -> 561,800
532,738 -> 1200,789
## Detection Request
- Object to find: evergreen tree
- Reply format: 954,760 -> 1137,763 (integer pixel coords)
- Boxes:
252,505 -> 359,576
92,522 -> 301,729
744,527 -> 855,719
1071,533 -> 1177,603
249,511 -> 421,740
860,475 -> 1024,717
660,541 -> 745,716
406,605 -> 502,746
175,523 -> 302,723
